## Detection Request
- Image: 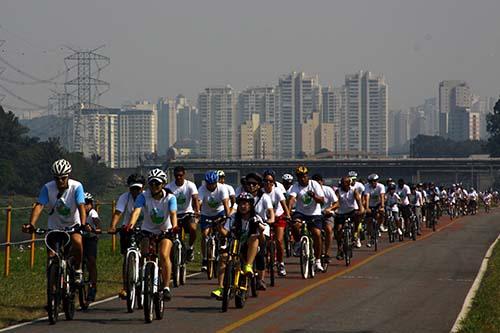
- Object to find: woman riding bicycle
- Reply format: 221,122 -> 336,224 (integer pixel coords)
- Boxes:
211,192 -> 262,298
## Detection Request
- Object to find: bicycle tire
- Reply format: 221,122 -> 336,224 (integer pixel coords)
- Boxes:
78,283 -> 88,311
250,272 -> 258,298
154,268 -> 164,320
268,240 -> 276,287
299,238 -> 309,279
206,238 -> 215,280
372,218 -> 378,252
172,241 -> 181,288
221,260 -> 234,312
63,268 -> 75,320
143,262 -> 154,323
235,275 -> 248,309
47,261 -> 60,325
284,228 -> 292,258
126,253 -> 137,313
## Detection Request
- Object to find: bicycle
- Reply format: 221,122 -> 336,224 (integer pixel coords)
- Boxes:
341,217 -> 354,267
266,226 -> 277,287
428,204 -> 438,232
79,226 -> 102,310
386,209 -> 398,243
320,228 -> 330,272
366,210 -> 379,251
141,231 -> 171,323
221,229 -> 258,312
284,223 -> 293,258
297,219 -> 316,278
172,213 -> 194,287
204,216 -> 226,280
408,206 -> 418,241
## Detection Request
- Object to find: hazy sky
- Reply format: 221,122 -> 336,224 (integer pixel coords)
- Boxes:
1,0 -> 500,115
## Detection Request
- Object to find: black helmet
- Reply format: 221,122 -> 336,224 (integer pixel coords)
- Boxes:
127,173 -> 146,188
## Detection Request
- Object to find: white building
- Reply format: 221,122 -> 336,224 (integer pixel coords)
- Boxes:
438,80 -> 471,137
157,97 -> 177,155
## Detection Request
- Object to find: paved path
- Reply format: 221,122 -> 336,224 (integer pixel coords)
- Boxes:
8,210 -> 500,333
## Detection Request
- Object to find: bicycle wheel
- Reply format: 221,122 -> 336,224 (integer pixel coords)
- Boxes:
154,269 -> 164,320
343,230 -> 351,267
268,240 -> 276,287
172,241 -> 181,288
143,262 -> 154,323
206,238 -> 215,280
388,219 -> 395,243
284,228 -> 292,258
47,261 -> 60,325
299,238 -> 309,279
77,283 -> 88,311
126,252 -> 137,313
235,275 -> 249,309
411,218 -> 417,241
250,273 -> 258,298
63,269 -> 75,320
221,260 -> 234,312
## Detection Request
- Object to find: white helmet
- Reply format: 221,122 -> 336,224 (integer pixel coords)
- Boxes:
217,170 -> 225,177
84,192 -> 94,202
348,170 -> 358,179
147,168 -> 167,183
367,173 -> 379,181
282,173 -> 293,182
51,159 -> 72,176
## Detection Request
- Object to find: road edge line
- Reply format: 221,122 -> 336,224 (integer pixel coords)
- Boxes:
450,234 -> 500,333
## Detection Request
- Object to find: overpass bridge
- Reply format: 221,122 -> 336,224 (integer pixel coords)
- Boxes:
161,158 -> 499,190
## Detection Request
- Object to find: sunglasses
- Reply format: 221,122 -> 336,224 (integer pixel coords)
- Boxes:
149,180 -> 162,186
246,182 -> 259,186
54,176 -> 68,181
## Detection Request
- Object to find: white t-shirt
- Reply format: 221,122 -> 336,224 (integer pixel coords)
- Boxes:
396,184 -> 411,206
409,191 -> 423,207
322,185 -> 338,210
364,182 -> 386,208
353,181 -> 365,195
116,191 -> 144,226
86,209 -> 99,230
198,183 -> 229,217
37,179 -> 85,230
166,180 -> 198,214
275,181 -> 287,194
254,192 -> 274,222
134,189 -> 177,234
386,193 -> 401,212
337,186 -> 358,214
288,180 -> 325,216
223,183 -> 236,197
266,186 -> 286,217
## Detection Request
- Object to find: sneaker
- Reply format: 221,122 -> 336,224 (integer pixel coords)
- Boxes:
293,242 -> 301,257
118,289 -> 127,299
187,247 -> 194,262
211,287 -> 223,299
201,259 -> 207,272
162,287 -> 172,301
315,259 -> 324,272
378,231 -> 382,237
257,279 -> 267,291
242,264 -> 254,276
397,228 -> 403,236
74,269 -> 83,285
87,287 -> 96,302
278,263 -> 287,277
355,238 -> 362,248
366,241 -> 372,248
379,225 -> 388,232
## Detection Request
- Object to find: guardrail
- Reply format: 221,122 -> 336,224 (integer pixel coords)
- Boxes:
1,200 -> 116,277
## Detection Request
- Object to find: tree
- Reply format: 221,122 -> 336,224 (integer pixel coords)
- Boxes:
486,98 -> 500,157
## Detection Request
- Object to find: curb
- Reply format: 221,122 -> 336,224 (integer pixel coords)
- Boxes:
450,234 -> 500,333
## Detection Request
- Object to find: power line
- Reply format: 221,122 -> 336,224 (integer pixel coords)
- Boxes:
0,55 -> 69,84
0,82 -> 47,109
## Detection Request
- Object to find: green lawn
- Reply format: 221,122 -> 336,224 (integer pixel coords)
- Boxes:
457,239 -> 500,333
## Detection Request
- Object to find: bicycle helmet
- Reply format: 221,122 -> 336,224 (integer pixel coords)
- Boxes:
147,168 -> 167,184
84,192 -> 94,203
388,182 -> 396,190
51,159 -> 72,176
127,173 -> 146,188
348,171 -> 358,179
295,165 -> 308,175
205,170 -> 219,184
367,173 -> 379,181
262,169 -> 276,179
236,192 -> 254,204
282,173 -> 293,182
311,173 -> 323,182
217,170 -> 225,178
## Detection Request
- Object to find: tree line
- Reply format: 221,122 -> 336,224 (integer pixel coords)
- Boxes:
0,105 -> 112,197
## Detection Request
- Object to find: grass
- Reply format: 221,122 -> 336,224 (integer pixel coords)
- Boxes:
457,238 -> 500,333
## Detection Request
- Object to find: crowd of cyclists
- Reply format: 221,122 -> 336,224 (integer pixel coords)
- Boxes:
21,159 -> 498,324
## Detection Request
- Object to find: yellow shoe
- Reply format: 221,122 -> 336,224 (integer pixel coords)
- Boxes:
243,264 -> 254,276
211,287 -> 223,299
118,289 -> 127,300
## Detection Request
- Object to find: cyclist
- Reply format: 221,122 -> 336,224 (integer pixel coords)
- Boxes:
364,174 -> 385,247
126,169 -> 177,301
468,187 -> 479,214
262,170 -> 291,277
287,166 -> 326,271
311,174 -> 339,261
218,170 -> 236,208
166,166 -> 200,262
198,171 -> 231,271
386,183 -> 403,235
409,184 -> 423,235
334,176 -> 364,260
108,173 -> 146,299
348,171 -> 367,248
243,172 -> 274,290
396,179 -> 412,235
83,192 -> 101,302
22,159 -> 87,284
282,174 -> 294,193
211,192 -> 263,298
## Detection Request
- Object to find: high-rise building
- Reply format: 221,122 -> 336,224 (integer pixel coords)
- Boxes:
321,86 -> 342,152
388,110 -> 410,148
198,86 -> 237,159
277,72 -> 321,158
438,80 -> 472,137
343,71 -> 388,156
157,97 -> 177,155
238,113 -> 274,160
175,94 -> 198,142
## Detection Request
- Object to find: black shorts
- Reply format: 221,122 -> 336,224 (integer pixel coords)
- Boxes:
400,205 -> 411,219
119,229 -> 131,255
334,211 -> 355,226
83,236 -> 98,258
292,212 -> 323,229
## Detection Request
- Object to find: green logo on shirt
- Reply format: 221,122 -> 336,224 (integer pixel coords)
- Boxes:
176,193 -> 187,208
208,197 -> 219,209
150,208 -> 164,225
301,193 -> 313,206
55,198 -> 71,217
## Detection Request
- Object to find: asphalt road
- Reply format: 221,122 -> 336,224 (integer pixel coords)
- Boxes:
7,209 -> 500,333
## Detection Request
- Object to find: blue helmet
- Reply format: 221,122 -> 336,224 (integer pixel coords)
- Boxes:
205,170 -> 219,184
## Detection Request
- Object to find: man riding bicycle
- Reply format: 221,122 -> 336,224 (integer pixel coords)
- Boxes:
363,174 -> 385,247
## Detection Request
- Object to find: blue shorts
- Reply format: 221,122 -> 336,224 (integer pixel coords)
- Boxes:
200,212 -> 225,230
292,212 -> 323,229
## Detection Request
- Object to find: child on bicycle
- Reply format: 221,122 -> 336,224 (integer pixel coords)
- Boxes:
385,183 -> 403,235
83,192 -> 101,302
211,192 -> 263,299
